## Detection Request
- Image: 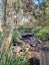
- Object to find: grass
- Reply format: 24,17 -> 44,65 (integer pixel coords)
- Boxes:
0,44 -> 29,65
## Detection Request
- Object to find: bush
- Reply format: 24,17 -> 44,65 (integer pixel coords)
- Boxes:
32,26 -> 42,35
38,28 -> 49,40
12,30 -> 21,44
19,25 -> 32,34
34,27 -> 49,40
12,30 -> 21,39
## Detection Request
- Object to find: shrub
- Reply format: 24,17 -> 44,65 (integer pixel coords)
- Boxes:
34,27 -> 49,40
38,28 -> 49,40
12,30 -> 21,39
32,26 -> 42,35
19,25 -> 32,34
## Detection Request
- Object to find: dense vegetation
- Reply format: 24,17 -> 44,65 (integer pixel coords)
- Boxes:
0,0 -> 49,65
0,45 -> 29,65
10,0 -> 49,41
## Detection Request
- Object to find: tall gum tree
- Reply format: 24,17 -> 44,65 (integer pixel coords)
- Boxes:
1,0 -> 13,52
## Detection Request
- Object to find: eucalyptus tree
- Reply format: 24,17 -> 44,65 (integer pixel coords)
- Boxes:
1,0 -> 14,52
1,0 -> 7,52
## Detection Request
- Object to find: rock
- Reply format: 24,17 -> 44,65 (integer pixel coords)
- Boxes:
12,46 -> 21,53
22,44 -> 30,52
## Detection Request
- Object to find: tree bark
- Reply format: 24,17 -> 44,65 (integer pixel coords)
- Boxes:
1,0 -> 7,52
1,0 -> 13,52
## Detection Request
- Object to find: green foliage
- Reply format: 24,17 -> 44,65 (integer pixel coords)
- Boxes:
33,27 -> 49,40
12,30 -> 21,40
19,24 -> 49,41
15,55 -> 29,65
0,54 -> 29,65
32,26 -> 42,35
0,45 -> 29,65
10,0 -> 49,41
19,25 -> 32,34
19,25 -> 31,29
38,27 -> 49,40
11,30 -> 21,45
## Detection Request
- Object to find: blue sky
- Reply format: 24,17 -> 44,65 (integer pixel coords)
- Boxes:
0,0 -> 2,3
34,0 -> 43,5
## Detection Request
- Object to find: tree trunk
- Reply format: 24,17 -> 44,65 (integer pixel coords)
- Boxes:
1,0 -> 13,52
1,0 -> 7,52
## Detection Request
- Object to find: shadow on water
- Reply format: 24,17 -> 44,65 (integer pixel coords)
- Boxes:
28,57 -> 40,65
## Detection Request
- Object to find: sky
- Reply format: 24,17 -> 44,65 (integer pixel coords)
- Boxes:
0,0 -> 2,3
34,0 -> 43,5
